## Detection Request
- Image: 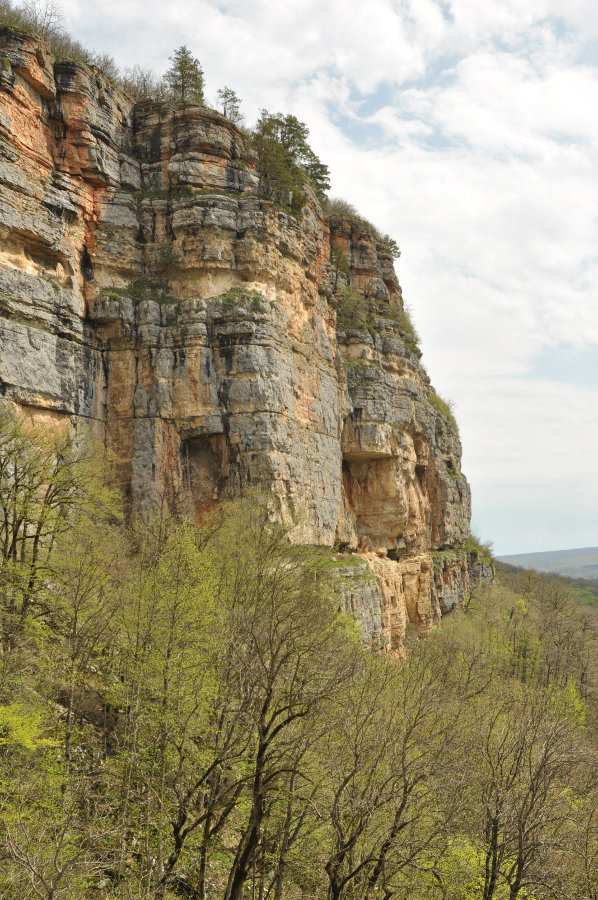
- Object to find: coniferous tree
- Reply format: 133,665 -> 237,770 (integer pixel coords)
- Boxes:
252,109 -> 330,210
165,45 -> 204,106
216,86 -> 243,124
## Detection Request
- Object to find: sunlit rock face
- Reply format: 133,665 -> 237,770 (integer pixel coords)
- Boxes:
0,27 -> 487,651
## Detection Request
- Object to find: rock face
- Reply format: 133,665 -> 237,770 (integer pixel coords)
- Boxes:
0,27 -> 490,650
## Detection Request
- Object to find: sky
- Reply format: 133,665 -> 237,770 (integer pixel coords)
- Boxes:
58,0 -> 598,554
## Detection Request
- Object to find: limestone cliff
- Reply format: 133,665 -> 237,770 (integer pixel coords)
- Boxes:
0,27 -> 491,651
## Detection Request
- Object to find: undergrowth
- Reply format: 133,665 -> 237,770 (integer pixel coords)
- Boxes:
428,388 -> 459,435
335,286 -> 419,347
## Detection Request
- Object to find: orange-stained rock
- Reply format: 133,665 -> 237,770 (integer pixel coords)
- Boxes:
0,28 -> 485,651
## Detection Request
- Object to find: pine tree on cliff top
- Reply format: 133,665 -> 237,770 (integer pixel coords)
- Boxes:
252,110 -> 330,208
165,45 -> 204,106
217,85 -> 244,125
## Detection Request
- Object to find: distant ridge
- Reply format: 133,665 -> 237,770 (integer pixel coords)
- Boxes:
497,547 -> 598,580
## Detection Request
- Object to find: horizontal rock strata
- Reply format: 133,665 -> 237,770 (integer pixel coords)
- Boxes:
0,26 -> 490,651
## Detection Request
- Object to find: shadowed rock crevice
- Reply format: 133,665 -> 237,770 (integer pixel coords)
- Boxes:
180,432 -> 229,519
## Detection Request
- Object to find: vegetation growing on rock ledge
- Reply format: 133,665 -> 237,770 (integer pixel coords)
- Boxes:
99,280 -> 178,306
335,284 -> 419,347
252,109 -> 330,211
428,387 -> 459,434
463,530 -> 494,560
0,2 -> 408,242
327,196 -> 401,259
206,286 -> 268,312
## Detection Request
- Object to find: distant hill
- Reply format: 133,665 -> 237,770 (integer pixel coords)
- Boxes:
497,547 -> 598,580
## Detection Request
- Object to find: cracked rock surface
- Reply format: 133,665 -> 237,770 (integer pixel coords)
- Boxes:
0,27 -> 491,651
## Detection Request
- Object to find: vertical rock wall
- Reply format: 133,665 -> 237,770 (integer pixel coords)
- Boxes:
0,27 -> 489,651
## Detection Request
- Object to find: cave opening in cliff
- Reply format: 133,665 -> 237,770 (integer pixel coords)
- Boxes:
180,433 -> 229,521
80,245 -> 94,283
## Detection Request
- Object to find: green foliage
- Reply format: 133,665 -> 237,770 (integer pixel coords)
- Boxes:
0,406 -> 118,644
381,233 -> 401,259
1,415 -> 598,900
464,530 -> 494,560
136,187 -> 168,200
498,561 -> 598,608
431,837 -> 490,900
205,286 -> 267,314
164,44 -> 205,106
216,85 -> 243,124
0,702 -> 49,750
396,303 -> 420,343
343,357 -> 382,372
428,387 -> 460,434
100,243 -> 183,306
335,286 -> 371,331
334,284 -> 419,349
330,245 -> 350,284
326,196 -> 401,258
252,109 -> 330,211
156,243 -> 182,276
557,577 -> 598,606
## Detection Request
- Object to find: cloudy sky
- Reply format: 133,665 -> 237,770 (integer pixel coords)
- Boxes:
60,0 -> 598,554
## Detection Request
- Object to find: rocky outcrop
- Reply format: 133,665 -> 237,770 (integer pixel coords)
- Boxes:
0,27 -> 490,651
336,548 -> 492,652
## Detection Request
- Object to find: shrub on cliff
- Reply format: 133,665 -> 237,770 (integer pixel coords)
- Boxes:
334,282 -> 419,347
428,388 -> 459,435
8,0 -> 58,38
0,0 -> 119,72
120,63 -> 166,101
327,196 -> 401,259
0,4 -> 198,105
335,287 -> 371,331
464,530 -> 494,560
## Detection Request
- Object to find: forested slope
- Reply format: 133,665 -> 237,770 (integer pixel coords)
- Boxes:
1,408 -> 598,900
498,548 -> 598,582
498,560 -> 598,607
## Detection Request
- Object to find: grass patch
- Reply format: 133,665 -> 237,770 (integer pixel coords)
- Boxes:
206,287 -> 268,313
344,358 -> 382,372
137,188 -> 168,200
99,280 -> 178,306
177,186 -> 241,198
326,197 -> 400,259
428,389 -> 459,435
